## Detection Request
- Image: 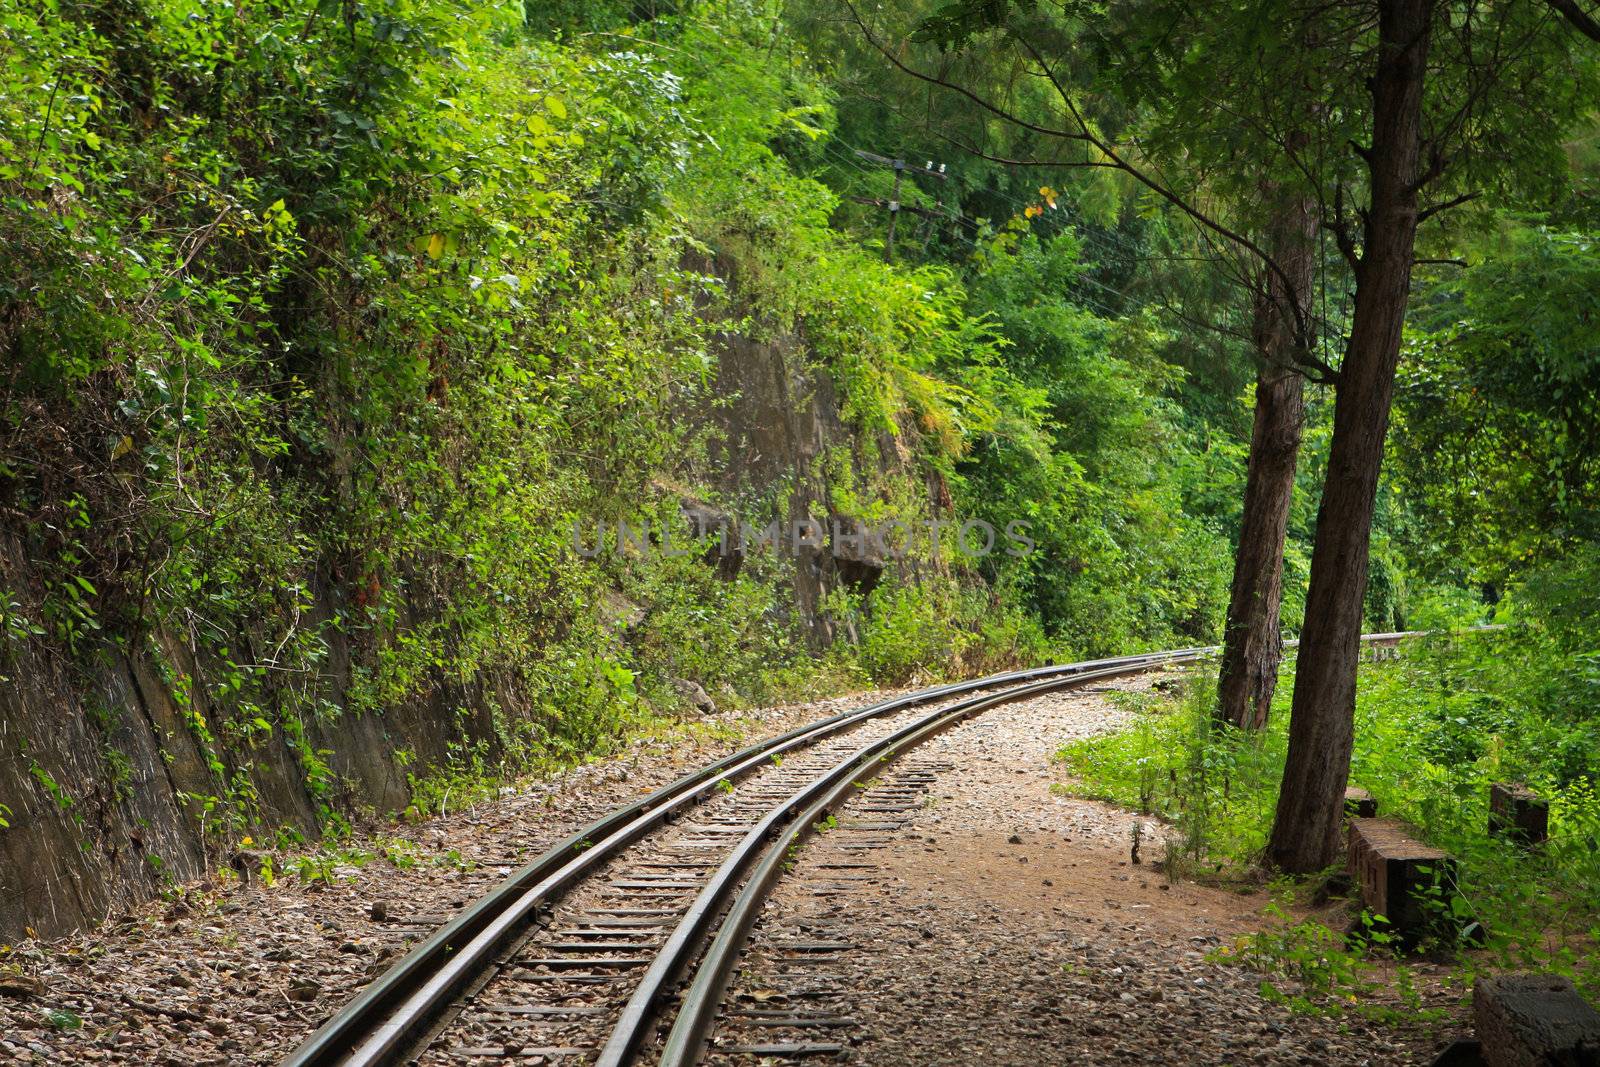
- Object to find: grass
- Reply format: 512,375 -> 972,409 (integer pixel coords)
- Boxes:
1055,631 -> 1600,1007
1057,667 -> 1288,880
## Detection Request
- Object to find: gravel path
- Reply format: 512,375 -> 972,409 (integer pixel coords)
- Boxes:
0,672 -> 1466,1065
703,669 -> 1464,1065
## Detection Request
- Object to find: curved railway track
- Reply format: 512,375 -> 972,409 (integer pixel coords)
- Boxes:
286,633 -> 1428,1067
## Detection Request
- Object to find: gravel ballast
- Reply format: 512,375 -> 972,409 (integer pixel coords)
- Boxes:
703,670 -> 1464,1065
0,673 -> 1465,1064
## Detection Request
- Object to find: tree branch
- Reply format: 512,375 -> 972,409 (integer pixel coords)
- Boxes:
842,1 -> 1294,290
1328,184 -> 1361,273
1546,0 -> 1600,42
1009,35 -> 1298,294
841,1 -> 1091,144
1417,191 -> 1479,222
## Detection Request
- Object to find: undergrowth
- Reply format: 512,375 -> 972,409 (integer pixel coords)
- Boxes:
1057,625 -> 1600,1009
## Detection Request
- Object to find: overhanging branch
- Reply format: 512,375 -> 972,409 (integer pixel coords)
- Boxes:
842,1 -> 1329,365
1546,0 -> 1600,42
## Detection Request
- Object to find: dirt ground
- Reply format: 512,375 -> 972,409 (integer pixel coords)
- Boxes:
0,673 -> 1468,1065
707,672 -> 1467,1065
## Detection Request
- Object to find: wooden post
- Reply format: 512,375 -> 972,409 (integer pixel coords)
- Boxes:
851,151 -> 947,264
1473,973 -> 1600,1067
1489,784 -> 1549,847
884,160 -> 904,262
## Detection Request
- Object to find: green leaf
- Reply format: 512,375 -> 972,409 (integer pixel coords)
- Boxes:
45,1008 -> 82,1032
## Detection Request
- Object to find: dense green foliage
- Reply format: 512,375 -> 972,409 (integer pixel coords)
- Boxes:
1397,223 -> 1600,582
2,0 -> 750,815
1062,624 -> 1600,1000
0,0 -> 1264,841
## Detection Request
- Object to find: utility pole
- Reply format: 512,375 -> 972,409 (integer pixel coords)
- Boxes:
885,161 -> 904,262
852,150 -> 947,262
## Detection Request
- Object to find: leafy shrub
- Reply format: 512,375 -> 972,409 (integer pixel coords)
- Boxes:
1061,627 -> 1600,1002
1058,668 -> 1286,870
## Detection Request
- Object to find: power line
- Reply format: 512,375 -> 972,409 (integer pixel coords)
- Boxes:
843,148 -> 949,262
821,135 -> 1350,363
814,135 -> 1182,321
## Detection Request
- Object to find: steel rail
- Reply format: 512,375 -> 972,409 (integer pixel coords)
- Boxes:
649,627 -> 1489,1066
646,627 -> 1497,1067
618,655 -> 1205,1067
282,648 -> 1209,1067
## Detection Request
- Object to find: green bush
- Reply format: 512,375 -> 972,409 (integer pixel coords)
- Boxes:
1058,668 -> 1287,870
1059,626 -> 1600,1000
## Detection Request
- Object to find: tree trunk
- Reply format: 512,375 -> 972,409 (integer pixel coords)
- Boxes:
1215,194 -> 1315,732
1266,0 -> 1432,873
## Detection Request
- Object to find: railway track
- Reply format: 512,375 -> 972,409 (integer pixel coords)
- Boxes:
285,634 -> 1429,1067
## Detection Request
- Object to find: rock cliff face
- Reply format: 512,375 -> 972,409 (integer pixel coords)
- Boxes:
0,322 -> 928,939
0,533 -> 459,937
698,329 -> 900,647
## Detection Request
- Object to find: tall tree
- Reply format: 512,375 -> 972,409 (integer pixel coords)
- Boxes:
846,0 -> 1597,869
1267,0 -> 1597,871
1266,0 -> 1435,868
1217,190 -> 1315,731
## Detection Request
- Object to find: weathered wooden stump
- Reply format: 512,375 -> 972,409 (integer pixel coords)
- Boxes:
1473,973 -> 1600,1067
1345,786 -> 1379,819
1346,818 -> 1459,944
1489,783 -> 1549,848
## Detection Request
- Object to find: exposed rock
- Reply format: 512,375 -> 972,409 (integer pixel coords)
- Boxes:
285,977 -> 321,1003
671,678 -> 717,716
597,590 -> 647,635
